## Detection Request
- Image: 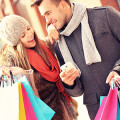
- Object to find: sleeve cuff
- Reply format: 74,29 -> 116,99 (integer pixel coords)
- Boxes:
112,70 -> 120,75
61,80 -> 76,89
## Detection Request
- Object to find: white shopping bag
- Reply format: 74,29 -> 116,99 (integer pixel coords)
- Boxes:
0,83 -> 19,120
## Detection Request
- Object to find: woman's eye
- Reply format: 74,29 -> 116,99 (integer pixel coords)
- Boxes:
21,34 -> 25,38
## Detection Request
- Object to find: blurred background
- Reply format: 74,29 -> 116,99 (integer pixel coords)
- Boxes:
0,0 -> 120,119
0,0 -> 120,51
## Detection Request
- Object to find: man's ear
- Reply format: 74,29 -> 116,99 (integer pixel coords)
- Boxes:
59,0 -> 68,9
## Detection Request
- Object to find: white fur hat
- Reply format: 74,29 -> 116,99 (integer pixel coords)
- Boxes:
0,15 -> 30,46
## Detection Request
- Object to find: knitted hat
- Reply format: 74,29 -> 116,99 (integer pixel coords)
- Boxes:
0,15 -> 30,46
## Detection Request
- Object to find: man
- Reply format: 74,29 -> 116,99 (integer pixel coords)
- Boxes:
32,0 -> 120,119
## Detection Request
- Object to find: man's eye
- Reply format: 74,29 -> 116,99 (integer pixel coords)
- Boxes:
47,13 -> 49,15
46,12 -> 51,16
27,27 -> 30,30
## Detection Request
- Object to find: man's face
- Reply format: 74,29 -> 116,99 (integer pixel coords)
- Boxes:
39,0 -> 67,30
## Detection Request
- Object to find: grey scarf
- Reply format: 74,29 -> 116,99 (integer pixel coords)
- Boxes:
58,3 -> 101,66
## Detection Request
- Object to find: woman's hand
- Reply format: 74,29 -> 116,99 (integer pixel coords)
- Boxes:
0,66 -> 25,76
47,24 -> 59,44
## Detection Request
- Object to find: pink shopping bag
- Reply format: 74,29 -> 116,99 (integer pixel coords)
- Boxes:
94,87 -> 118,120
21,82 -> 37,120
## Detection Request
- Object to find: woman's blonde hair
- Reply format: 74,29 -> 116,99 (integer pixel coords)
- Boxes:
1,32 -> 51,70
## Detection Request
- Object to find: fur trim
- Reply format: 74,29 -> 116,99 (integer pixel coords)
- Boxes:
34,72 -> 78,120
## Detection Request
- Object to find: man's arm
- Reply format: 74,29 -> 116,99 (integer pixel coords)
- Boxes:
106,6 -> 120,42
61,77 -> 84,97
106,7 -> 120,83
113,60 -> 120,74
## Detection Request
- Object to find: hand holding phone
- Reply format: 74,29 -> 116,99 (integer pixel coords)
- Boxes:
60,62 -> 76,73
60,62 -> 79,86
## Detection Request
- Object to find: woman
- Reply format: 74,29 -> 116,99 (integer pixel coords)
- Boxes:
0,15 -> 78,120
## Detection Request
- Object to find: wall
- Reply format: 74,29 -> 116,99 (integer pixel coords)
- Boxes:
71,0 -> 119,10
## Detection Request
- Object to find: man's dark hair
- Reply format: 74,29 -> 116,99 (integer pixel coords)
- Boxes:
31,0 -> 71,7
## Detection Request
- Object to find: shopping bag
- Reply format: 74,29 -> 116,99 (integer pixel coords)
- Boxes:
0,83 -> 19,120
94,87 -> 118,120
16,75 -> 55,120
0,73 -> 37,120
100,94 -> 120,120
18,82 -> 26,120
117,100 -> 120,120
20,82 -> 37,120
0,75 -> 27,120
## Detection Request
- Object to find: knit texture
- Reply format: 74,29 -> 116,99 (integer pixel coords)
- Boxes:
58,3 -> 101,65
0,15 -> 29,46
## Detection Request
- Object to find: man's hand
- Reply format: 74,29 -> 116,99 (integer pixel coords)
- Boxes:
60,68 -> 80,86
106,71 -> 119,86
47,24 -> 59,44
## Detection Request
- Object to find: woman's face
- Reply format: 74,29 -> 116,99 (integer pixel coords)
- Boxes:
20,26 -> 36,48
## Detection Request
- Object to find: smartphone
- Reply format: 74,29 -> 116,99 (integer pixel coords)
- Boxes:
60,62 -> 76,73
